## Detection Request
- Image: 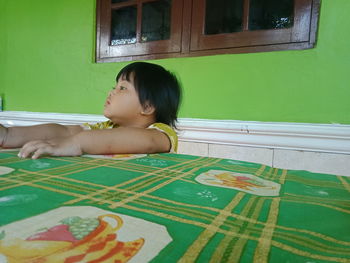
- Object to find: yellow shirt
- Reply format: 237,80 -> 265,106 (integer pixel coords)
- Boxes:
82,121 -> 178,153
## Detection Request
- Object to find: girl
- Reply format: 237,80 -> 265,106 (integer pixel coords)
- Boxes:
0,62 -> 181,159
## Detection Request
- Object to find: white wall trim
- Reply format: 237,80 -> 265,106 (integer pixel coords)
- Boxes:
1,111 -> 349,154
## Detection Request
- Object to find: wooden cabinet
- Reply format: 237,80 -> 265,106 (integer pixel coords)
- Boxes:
96,0 -> 320,62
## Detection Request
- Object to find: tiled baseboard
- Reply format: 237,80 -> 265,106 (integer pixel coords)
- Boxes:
178,141 -> 350,177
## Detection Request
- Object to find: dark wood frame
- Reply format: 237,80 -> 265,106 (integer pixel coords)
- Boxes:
96,0 -> 321,63
97,0 -> 183,61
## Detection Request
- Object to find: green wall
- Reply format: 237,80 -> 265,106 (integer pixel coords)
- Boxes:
1,0 -> 349,124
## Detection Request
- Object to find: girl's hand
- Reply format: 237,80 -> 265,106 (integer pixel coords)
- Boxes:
0,124 -> 8,147
18,137 -> 82,159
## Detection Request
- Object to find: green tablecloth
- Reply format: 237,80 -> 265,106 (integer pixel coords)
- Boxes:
0,150 -> 349,262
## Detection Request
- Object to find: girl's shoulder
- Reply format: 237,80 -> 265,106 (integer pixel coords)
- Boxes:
147,123 -> 178,153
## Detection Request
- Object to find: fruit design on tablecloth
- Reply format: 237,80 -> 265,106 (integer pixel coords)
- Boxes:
195,170 -> 281,196
214,173 -> 265,189
0,214 -> 144,263
26,216 -> 100,242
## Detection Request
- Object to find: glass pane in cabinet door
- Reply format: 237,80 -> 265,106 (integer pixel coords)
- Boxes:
205,0 -> 243,35
111,0 -> 129,3
111,6 -> 137,45
249,0 -> 294,30
141,0 -> 171,42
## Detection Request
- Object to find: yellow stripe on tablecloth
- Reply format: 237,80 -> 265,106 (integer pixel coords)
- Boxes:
253,198 -> 281,263
63,157 -> 200,205
0,157 -> 29,165
225,197 -> 266,262
65,157 -> 218,206
272,230 -> 350,255
108,158 -> 221,209
337,175 -> 350,192
134,198 -> 218,222
271,240 -> 350,263
178,192 -> 246,263
44,161 -> 111,176
216,204 -> 350,255
0,159 -> 113,191
283,194 -> 350,214
121,202 -> 262,242
99,159 -> 163,173
278,169 -> 287,184
266,167 -> 280,180
286,174 -> 347,190
210,166 -> 271,262
213,166 -> 284,262
0,175 -> 91,200
253,169 -> 287,263
284,192 -> 350,208
274,225 -> 350,247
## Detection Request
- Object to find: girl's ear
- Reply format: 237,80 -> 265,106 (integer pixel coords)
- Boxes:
141,102 -> 155,116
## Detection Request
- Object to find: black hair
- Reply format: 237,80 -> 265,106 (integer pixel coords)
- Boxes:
116,62 -> 181,128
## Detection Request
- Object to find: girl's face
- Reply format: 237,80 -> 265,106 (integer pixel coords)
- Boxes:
103,74 -> 144,127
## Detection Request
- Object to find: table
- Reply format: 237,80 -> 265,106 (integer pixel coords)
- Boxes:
0,150 -> 349,262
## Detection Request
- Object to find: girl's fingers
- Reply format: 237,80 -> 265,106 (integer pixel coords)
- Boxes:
31,146 -> 52,159
18,138 -> 77,159
19,141 -> 50,158
18,141 -> 37,158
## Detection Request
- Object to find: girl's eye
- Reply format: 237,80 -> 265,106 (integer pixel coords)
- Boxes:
120,86 -> 127,90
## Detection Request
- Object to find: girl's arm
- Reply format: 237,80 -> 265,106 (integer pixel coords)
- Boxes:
0,123 -> 83,148
18,126 -> 171,159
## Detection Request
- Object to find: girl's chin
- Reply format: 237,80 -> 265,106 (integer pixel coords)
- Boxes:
103,111 -> 116,122
103,110 -> 110,118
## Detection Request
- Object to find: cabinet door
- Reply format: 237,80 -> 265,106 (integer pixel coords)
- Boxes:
97,0 -> 183,61
190,0 -> 312,51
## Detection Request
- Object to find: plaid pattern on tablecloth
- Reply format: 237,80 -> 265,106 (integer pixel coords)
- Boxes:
0,151 -> 349,262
